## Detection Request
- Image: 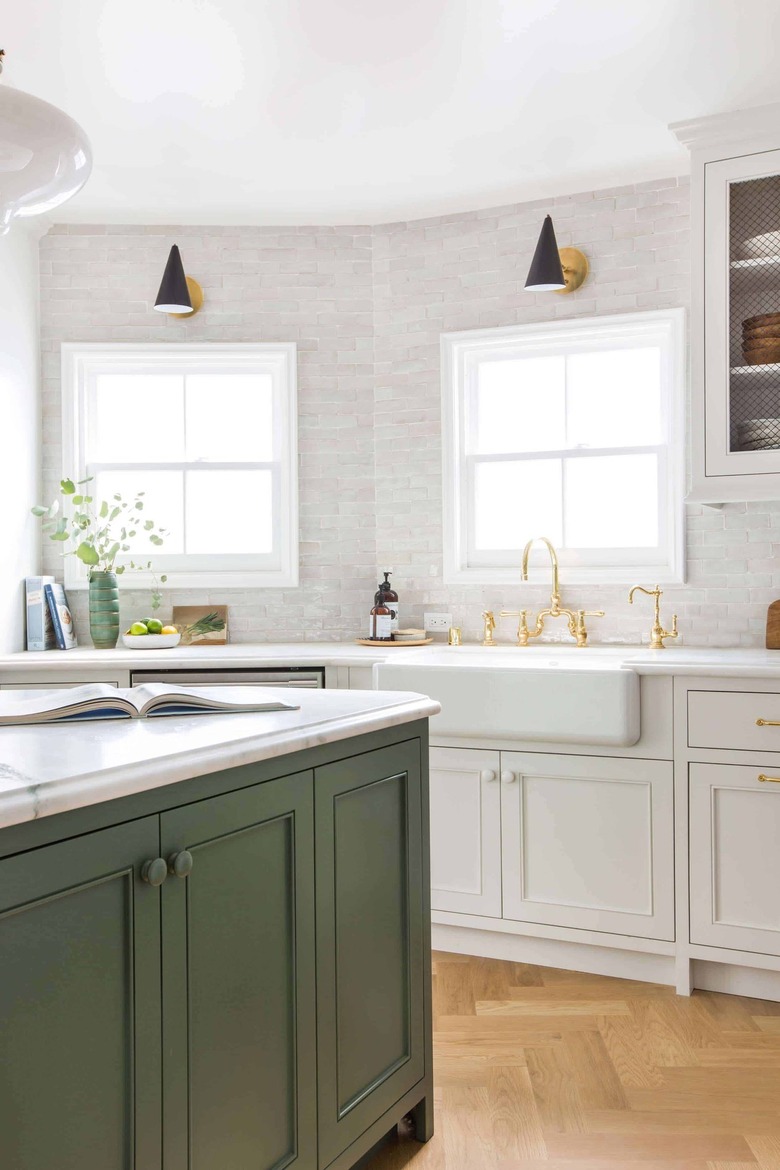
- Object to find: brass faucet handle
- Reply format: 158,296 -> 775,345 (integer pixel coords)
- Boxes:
574,609 -> 605,647
481,610 -> 497,646
499,608 -> 529,646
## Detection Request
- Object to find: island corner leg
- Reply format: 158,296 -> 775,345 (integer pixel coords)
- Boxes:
410,1092 -> 434,1143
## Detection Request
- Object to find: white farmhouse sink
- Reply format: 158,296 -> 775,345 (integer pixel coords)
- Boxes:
374,646 -> 640,746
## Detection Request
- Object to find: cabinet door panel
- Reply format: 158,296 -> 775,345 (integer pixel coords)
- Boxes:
161,772 -> 316,1170
315,741 -> 427,1168
703,149 -> 780,486
501,752 -> 674,940
0,817 -> 161,1170
690,762 -> 780,955
429,747 -> 501,917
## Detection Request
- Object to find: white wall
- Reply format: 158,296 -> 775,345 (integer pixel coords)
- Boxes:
0,227 -> 40,653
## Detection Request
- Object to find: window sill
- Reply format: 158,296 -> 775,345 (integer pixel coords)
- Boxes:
64,569 -> 300,591
444,565 -> 686,587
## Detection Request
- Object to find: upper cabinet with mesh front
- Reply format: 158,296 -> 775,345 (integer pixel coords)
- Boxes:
673,103 -> 780,503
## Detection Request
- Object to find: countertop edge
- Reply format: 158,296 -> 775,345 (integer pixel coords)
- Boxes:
0,695 -> 440,832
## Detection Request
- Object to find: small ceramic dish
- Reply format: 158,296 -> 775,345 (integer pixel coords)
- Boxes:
121,632 -> 182,649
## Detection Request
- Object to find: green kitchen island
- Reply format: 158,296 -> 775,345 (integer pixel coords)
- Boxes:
0,687 -> 439,1170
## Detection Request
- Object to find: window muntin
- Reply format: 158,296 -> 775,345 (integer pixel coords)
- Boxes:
62,344 -> 298,588
443,310 -> 685,585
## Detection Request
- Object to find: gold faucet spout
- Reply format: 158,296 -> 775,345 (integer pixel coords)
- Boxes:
522,536 -> 561,609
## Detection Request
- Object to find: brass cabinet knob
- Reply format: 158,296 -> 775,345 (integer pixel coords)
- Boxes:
168,850 -> 194,878
141,858 -> 168,887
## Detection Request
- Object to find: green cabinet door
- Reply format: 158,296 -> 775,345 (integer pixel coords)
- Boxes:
315,740 -> 427,1168
160,770 -> 317,1170
0,816 -> 163,1170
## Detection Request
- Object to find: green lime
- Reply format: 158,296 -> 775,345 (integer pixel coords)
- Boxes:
146,619 -> 163,634
129,621 -> 149,636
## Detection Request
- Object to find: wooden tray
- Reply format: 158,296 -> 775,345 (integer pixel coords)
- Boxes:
355,637 -> 433,647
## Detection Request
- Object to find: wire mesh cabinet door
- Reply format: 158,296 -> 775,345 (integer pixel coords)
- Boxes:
700,147 -> 780,497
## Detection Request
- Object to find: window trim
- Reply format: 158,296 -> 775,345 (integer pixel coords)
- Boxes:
441,308 -> 686,586
61,342 -> 299,590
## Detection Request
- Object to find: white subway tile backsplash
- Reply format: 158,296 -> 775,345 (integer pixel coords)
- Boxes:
38,177 -> 780,646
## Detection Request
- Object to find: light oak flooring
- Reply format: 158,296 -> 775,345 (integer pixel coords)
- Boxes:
366,950 -> 780,1170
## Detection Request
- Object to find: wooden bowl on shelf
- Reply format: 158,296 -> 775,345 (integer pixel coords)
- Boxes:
743,340 -> 780,365
743,324 -> 780,341
744,311 -> 780,330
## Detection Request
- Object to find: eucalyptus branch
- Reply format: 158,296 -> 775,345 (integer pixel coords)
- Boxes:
32,477 -> 168,583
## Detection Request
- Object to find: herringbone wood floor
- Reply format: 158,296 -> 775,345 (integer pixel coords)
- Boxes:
365,951 -> 780,1170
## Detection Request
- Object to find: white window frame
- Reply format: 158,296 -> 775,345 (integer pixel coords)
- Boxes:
442,308 -> 686,586
61,342 -> 299,590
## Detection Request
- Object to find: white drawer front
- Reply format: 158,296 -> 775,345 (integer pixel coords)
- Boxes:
688,690 -> 780,752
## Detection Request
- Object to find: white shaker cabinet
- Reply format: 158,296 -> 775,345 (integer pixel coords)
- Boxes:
500,752 -> 675,941
689,762 -> 780,957
429,747 -> 502,918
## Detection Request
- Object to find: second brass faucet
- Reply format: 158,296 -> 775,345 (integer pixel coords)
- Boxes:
500,536 -> 604,648
628,584 -> 678,649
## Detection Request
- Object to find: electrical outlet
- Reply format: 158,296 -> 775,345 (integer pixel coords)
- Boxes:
424,612 -> 453,632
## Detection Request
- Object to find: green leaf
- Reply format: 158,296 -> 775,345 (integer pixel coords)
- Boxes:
31,505 -> 48,516
116,565 -> 125,574
107,542 -> 120,563
72,494 -> 83,505
160,574 -> 168,583
135,501 -> 144,510
50,531 -> 70,542
60,478 -> 75,494
77,476 -> 94,485
75,542 -> 100,566
144,519 -> 154,531
149,534 -> 163,545
99,500 -> 109,519
109,507 -> 121,521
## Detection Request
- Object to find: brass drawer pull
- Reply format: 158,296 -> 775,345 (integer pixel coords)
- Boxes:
755,719 -> 780,727
758,774 -> 780,784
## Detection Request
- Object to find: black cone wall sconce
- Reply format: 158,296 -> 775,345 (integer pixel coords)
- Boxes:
524,214 -> 589,295
154,245 -> 204,317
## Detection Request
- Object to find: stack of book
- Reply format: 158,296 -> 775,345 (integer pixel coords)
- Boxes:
25,578 -> 78,651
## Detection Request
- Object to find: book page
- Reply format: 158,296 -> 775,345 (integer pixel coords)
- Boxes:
0,684 -> 133,722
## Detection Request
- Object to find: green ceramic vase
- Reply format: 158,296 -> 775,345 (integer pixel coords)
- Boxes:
88,570 -> 120,650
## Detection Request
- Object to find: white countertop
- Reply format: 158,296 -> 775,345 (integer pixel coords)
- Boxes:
0,688 -> 439,832
0,642 -> 394,672
379,644 -> 780,678
4,640 -> 780,678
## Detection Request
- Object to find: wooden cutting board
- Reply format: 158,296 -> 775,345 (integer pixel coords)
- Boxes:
766,601 -> 780,648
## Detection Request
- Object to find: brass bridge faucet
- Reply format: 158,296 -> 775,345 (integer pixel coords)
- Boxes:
500,536 -> 604,648
628,584 -> 678,649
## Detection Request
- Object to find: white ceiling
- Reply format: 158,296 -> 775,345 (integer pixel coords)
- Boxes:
5,0 -> 780,225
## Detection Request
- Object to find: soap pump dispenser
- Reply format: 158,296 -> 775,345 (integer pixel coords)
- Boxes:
375,571 -> 399,633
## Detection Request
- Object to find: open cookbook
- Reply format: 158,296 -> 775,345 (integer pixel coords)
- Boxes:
0,683 -> 300,726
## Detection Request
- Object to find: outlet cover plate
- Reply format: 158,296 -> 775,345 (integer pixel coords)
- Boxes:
424,612 -> 453,632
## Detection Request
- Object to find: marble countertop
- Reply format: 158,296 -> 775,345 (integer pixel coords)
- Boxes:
4,640 -> 780,679
0,688 -> 440,832
0,642 -> 394,672
374,644 -> 780,678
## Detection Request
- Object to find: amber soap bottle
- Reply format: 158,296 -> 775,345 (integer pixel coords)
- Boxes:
376,571 -> 400,633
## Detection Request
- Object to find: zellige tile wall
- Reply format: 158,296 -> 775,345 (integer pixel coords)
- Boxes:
39,225 -> 377,641
39,177 -> 780,646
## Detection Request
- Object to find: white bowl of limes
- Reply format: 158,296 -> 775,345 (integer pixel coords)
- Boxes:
122,619 -> 181,649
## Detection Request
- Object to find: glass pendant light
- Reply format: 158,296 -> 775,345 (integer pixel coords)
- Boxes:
524,214 -> 567,292
0,50 -> 92,235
